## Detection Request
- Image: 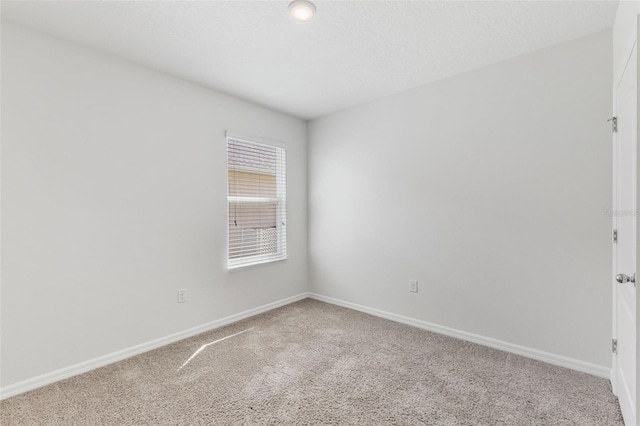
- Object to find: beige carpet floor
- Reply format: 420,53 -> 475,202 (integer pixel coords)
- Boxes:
1,299 -> 623,425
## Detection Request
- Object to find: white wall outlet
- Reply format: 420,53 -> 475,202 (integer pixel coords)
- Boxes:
409,280 -> 418,293
177,289 -> 187,303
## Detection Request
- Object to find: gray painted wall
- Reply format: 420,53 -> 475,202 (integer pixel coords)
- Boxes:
308,30 -> 613,367
1,22 -> 308,387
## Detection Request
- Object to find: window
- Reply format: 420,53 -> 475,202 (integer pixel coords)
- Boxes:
227,135 -> 286,268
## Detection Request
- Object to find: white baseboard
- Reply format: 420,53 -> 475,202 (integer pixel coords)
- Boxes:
308,293 -> 611,379
0,292 -> 310,401
2,291 -> 610,400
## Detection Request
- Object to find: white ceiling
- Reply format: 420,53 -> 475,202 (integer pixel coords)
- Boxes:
2,1 -> 618,120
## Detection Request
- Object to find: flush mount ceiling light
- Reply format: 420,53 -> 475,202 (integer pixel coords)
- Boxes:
289,0 -> 316,22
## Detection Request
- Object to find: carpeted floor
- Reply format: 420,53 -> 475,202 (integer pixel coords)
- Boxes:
0,299 -> 623,425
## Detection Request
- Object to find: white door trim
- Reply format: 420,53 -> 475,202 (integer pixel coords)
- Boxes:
612,38 -> 638,393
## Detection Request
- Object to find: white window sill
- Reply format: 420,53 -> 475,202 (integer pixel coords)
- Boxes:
227,255 -> 288,271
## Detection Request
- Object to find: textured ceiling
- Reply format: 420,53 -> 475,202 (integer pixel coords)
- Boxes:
2,1 -> 618,120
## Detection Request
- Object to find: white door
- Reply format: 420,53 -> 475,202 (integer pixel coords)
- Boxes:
613,43 -> 637,426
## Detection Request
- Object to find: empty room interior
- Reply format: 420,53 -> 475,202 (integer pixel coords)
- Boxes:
2,0 -> 640,424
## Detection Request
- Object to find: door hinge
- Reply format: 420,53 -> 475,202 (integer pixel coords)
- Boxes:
612,339 -> 618,354
613,229 -> 618,244
608,116 -> 618,133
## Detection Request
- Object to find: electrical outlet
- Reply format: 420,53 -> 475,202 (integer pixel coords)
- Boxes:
177,289 -> 187,303
409,280 -> 418,293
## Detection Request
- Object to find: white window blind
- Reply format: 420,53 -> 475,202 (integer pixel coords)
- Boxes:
227,136 -> 286,268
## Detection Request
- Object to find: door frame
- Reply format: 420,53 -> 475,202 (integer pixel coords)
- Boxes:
612,36 -> 637,389
612,38 -> 638,423
636,15 -> 640,422
612,11 -> 640,424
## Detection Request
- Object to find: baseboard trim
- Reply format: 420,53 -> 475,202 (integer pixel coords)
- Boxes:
308,293 -> 611,379
0,292 -> 310,401
2,291 -> 610,400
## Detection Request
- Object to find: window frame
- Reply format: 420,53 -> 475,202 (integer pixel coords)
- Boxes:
226,133 -> 287,269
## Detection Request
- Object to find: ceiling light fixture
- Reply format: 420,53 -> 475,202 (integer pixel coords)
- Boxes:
289,0 -> 316,22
